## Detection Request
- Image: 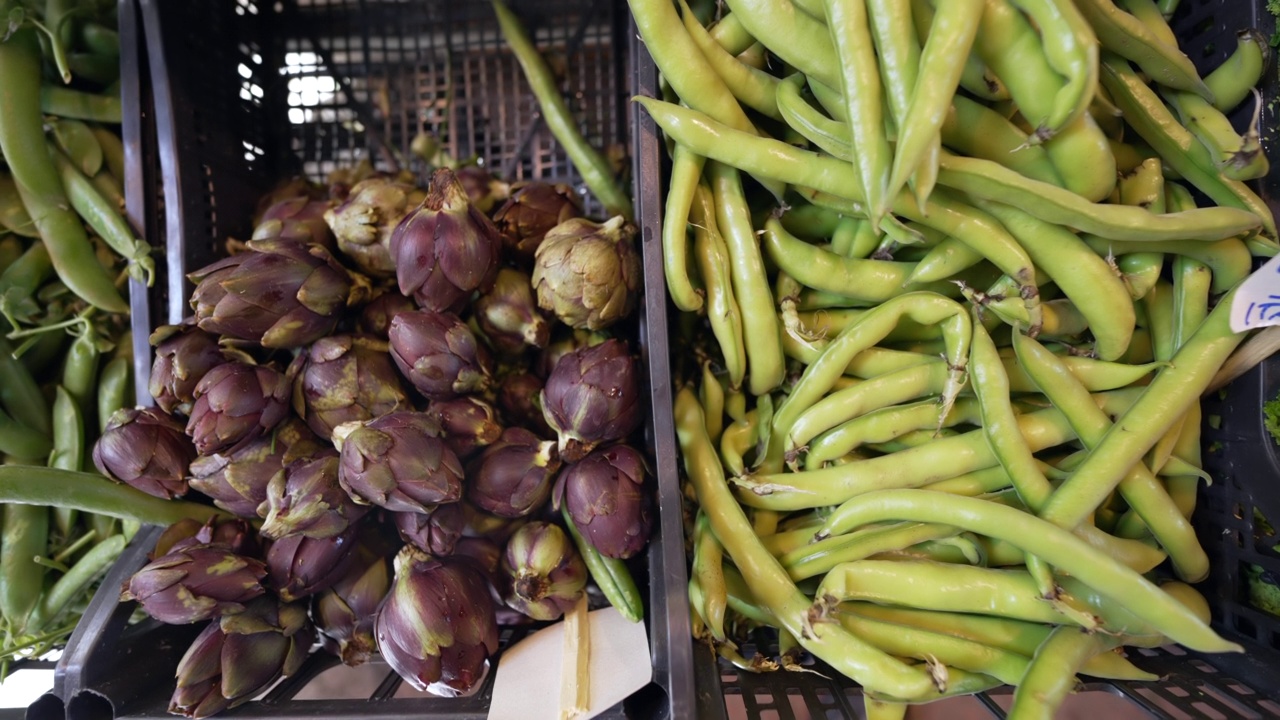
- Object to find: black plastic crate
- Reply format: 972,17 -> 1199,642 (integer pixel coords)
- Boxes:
40,0 -> 694,718
626,0 -> 1280,717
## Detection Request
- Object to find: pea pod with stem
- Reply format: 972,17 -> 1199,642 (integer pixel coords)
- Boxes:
816,490 -> 1236,653
940,96 -> 1064,187
50,119 -> 103,177
25,534 -> 125,634
51,145 -> 155,286
1164,88 -> 1269,181
674,388 -> 939,699
632,99 -> 1263,242
491,0 -> 632,219
0,24 -> 127,313
96,356 -> 131,434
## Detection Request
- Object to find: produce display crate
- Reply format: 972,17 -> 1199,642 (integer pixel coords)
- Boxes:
626,0 -> 1280,718
36,0 -> 695,718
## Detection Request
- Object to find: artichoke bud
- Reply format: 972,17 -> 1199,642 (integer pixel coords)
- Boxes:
186,361 -> 292,456
393,503 -> 464,556
265,523 -> 360,602
474,268 -> 550,354
253,195 -> 336,251
375,548 -> 499,695
260,452 -> 369,540
315,548 -> 390,667
426,396 -> 502,460
492,182 -> 582,264
150,517 -> 259,560
188,418 -> 323,519
454,163 -> 508,214
149,321 -> 230,415
252,177 -> 323,226
390,167 -> 502,313
122,540 -> 268,625
337,411 -> 465,513
541,338 -> 643,463
169,597 -> 314,718
500,522 -> 586,622
324,177 -> 426,278
93,407 -> 197,500
356,291 -> 416,338
531,216 -> 641,331
556,444 -> 653,559
535,328 -> 609,378
466,428 -> 560,519
291,334 -> 410,440
388,309 -> 493,400
496,371 -> 553,437
187,239 -> 362,349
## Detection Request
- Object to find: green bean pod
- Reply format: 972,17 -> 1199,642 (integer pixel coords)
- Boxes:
96,356 -> 131,434
679,1 -> 781,120
1074,0 -> 1213,99
51,119 -> 103,177
1009,0 -> 1098,137
692,511 -> 727,641
782,521 -> 960,581
41,87 -> 123,123
675,388 -> 938,699
663,145 -> 706,313
1008,627 -> 1116,720
0,28 -> 127,313
708,13 -> 755,55
1164,88 -> 1269,181
940,96 -> 1064,186
27,534 -> 125,633
493,0 -> 632,218
721,0 -> 840,90
562,505 -> 643,622
51,145 -> 155,286
1204,29 -> 1270,113
817,490 -> 1236,653
692,187 -> 747,389
837,611 -> 1030,686
49,385 -> 85,537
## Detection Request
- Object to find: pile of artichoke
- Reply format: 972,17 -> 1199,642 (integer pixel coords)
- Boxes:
92,164 -> 652,716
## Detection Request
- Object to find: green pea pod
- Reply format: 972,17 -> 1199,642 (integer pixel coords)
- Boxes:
0,237 -> 22,276
1,457 -> 49,636
1205,30 -> 1270,113
51,119 -> 103,177
1074,0 -> 1213,99
88,168 -> 125,211
50,144 -> 154,286
27,534 -> 125,633
0,173 -> 38,238
48,385 -> 84,538
0,28 -> 127,314
0,405 -> 53,461
65,52 -> 121,86
0,335 -> 51,438
491,0 -> 632,219
80,23 -> 121,57
41,86 -> 123,123
90,126 -> 126,182
675,388 -> 939,699
561,505 -> 643,622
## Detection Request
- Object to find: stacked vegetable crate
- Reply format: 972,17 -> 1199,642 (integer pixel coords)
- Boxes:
626,0 -> 1280,717
39,0 -> 692,718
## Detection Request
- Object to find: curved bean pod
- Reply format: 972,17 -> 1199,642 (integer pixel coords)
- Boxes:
680,1 -> 782,120
1008,627 -> 1115,720
1205,30 -> 1270,113
1074,0 -> 1213,99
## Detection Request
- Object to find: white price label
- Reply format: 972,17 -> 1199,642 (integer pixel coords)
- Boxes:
1230,253 -> 1280,333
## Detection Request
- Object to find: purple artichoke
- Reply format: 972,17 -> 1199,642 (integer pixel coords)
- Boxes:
324,177 -> 426,278
188,418 -> 323,518
188,239 -> 362,349
389,168 -> 502,313
169,598 -> 313,718
454,163 -> 507,214
535,328 -> 607,378
252,177 -> 323,225
541,338 -> 643,462
532,216 -> 641,331
388,309 -> 493,400
500,522 -> 586,621
93,407 -> 197,500
253,195 -> 335,251
335,411 -> 464,513
265,524 -> 360,602
150,517 -> 259,560
492,182 -> 582,264
451,536 -> 503,588
186,361 -> 291,456
260,453 -> 368,540
291,334 -> 410,440
556,444 -> 652,559
474,268 -> 550,354
375,548 -> 499,695
394,503 -> 465,556
148,322 -> 229,415
357,291 -> 416,338
496,371 -> 552,437
426,396 -> 502,460
122,540 -> 267,624
466,427 -> 560,519
315,549 -> 390,667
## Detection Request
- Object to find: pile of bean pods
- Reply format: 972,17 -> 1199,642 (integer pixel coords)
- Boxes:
630,0 -> 1275,714
0,0 -> 150,673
